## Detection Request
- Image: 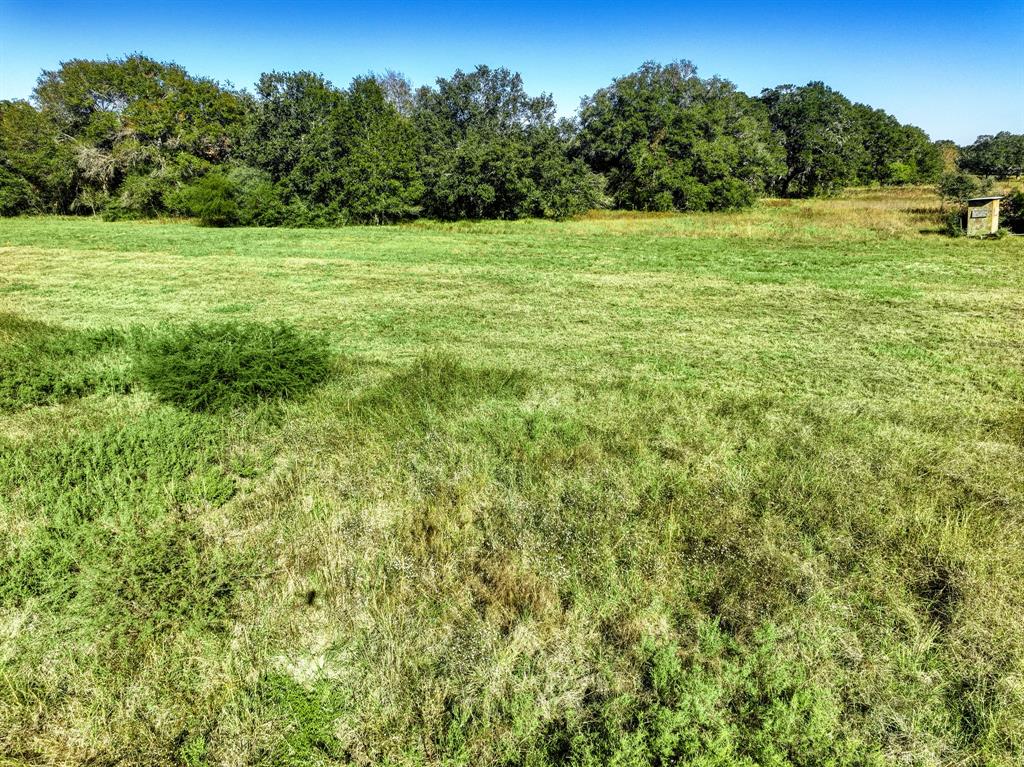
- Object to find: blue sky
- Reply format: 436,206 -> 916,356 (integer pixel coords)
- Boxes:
1,0 -> 1021,144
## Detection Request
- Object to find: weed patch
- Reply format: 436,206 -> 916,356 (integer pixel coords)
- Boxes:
534,624 -> 881,766
0,408 -> 244,639
250,673 -> 350,766
0,313 -> 132,411
136,322 -> 331,411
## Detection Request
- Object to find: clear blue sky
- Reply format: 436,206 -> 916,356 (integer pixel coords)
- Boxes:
1,0 -> 1021,144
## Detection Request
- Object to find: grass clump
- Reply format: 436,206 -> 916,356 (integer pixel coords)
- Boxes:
0,408 -> 239,613
532,624 -> 880,767
246,673 -> 350,766
136,321 -> 331,411
357,353 -> 531,431
0,407 -> 252,760
0,313 -> 131,411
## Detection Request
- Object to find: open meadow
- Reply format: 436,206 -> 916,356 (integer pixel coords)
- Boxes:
1,189 -> 1023,765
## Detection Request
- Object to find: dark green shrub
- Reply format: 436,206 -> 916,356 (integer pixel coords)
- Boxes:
937,171 -> 990,207
102,173 -> 175,220
999,189 -> 1024,233
0,167 -> 39,216
707,178 -> 757,211
226,164 -> 288,226
942,208 -> 966,237
886,160 -> 917,185
181,171 -> 239,227
136,322 -> 331,411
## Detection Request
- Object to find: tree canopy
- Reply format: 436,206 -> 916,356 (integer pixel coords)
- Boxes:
414,65 -> 604,219
577,61 -> 784,211
958,132 -> 1024,178
0,53 -> 999,224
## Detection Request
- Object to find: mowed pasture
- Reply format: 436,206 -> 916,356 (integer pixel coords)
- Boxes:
1,189 -> 1022,766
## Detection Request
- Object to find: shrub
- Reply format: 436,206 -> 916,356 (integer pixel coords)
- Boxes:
0,167 -> 39,215
226,164 -> 288,226
999,188 -> 1024,233
937,171 -> 990,207
102,172 -> 175,220
136,322 -> 331,411
707,178 -> 757,211
942,209 -> 966,237
182,171 -> 239,227
886,160 -> 917,185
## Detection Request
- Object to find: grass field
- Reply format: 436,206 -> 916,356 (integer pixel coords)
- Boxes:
1,189 -> 1022,766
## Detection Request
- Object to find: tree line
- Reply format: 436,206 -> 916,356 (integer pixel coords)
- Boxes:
0,55 -> 1018,224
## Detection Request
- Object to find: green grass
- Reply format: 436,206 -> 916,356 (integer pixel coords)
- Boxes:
0,313 -> 133,411
1,190 -> 1022,765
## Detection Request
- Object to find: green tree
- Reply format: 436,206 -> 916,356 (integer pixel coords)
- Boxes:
959,132 -> 1024,178
414,66 -> 604,219
937,170 -> 990,207
0,100 -> 79,214
30,55 -> 246,217
761,82 -> 864,197
242,72 -> 425,224
242,71 -> 345,213
331,77 -> 424,223
934,139 -> 960,174
851,103 -> 942,185
35,55 -> 245,161
577,61 -> 784,211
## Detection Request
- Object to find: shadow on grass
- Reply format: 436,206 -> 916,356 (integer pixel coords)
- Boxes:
0,312 -> 134,411
355,353 -> 532,432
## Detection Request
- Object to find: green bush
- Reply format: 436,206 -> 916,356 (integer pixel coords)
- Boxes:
937,171 -> 990,207
942,208 -> 966,237
999,189 -> 1024,233
226,164 -> 288,226
136,322 -> 331,411
0,167 -> 39,215
707,178 -> 757,211
169,166 -> 290,227
102,172 -> 175,220
181,171 -> 239,227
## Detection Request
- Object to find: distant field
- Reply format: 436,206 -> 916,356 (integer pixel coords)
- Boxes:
1,190 -> 1022,765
